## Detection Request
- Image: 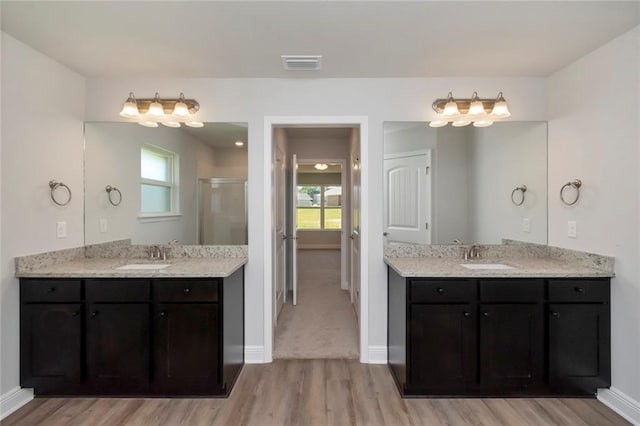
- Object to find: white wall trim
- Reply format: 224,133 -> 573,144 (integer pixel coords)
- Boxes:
0,387 -> 33,420
244,346 -> 266,364
367,346 -> 388,364
598,387 -> 640,425
264,116 -> 369,364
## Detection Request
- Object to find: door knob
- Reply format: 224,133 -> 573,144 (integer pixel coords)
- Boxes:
281,234 -> 287,240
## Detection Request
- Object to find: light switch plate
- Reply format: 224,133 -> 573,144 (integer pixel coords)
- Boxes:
100,218 -> 108,233
523,218 -> 531,233
56,221 -> 67,238
568,220 -> 577,238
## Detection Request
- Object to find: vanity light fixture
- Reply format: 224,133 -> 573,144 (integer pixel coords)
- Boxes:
119,92 -> 203,128
314,163 -> 329,171
429,92 -> 511,128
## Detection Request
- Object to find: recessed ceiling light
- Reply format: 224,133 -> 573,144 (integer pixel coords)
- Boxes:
235,141 -> 244,147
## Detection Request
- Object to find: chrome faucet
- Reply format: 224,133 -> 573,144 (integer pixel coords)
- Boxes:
149,245 -> 162,260
464,244 -> 481,261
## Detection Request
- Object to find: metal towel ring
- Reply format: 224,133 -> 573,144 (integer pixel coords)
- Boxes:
560,179 -> 582,206
49,180 -> 72,206
510,185 -> 527,206
105,185 -> 123,206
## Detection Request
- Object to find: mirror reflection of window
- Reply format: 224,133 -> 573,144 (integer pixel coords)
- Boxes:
140,145 -> 178,215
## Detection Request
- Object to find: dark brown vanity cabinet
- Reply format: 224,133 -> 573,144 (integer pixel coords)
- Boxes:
388,269 -> 610,397
20,269 -> 244,397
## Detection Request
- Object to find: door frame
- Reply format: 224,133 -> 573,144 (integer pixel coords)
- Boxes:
264,116 -> 369,363
295,158 -> 348,290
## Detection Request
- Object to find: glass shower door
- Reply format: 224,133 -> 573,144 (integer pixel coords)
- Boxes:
199,179 -> 247,245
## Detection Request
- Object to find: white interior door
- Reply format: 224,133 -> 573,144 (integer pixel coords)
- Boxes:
350,152 -> 361,319
383,152 -> 431,244
274,146 -> 286,320
290,154 -> 299,305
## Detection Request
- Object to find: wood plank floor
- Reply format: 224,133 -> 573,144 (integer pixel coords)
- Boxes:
3,360 -> 629,426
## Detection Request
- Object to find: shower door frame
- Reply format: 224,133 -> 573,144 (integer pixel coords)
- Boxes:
197,178 -> 248,245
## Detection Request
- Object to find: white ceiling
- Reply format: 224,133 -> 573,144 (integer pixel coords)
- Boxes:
1,1 -> 638,78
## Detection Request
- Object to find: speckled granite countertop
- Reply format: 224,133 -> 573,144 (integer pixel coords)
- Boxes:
16,257 -> 246,278
384,242 -> 614,278
385,256 -> 613,278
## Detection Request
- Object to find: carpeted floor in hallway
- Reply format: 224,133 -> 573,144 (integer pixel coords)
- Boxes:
273,249 -> 359,359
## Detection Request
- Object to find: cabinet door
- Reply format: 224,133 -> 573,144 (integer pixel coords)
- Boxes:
549,304 -> 610,395
409,304 -> 476,391
86,304 -> 150,393
153,303 -> 220,395
21,304 -> 82,394
480,304 -> 543,391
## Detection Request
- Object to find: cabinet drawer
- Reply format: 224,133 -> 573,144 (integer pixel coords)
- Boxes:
86,280 -> 150,302
480,279 -> 544,302
409,280 -> 475,303
21,280 -> 81,302
153,279 -> 219,302
548,280 -> 609,303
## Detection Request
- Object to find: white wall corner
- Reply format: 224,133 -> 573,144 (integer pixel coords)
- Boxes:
245,346 -> 266,364
0,387 -> 34,420
367,346 -> 387,364
598,387 -> 640,425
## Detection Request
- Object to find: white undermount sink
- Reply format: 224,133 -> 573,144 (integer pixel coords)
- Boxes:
115,264 -> 171,270
460,263 -> 515,270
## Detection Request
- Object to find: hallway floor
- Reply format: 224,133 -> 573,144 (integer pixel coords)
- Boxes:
274,249 -> 359,359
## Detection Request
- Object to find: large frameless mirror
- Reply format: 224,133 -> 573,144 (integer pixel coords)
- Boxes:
84,122 -> 248,246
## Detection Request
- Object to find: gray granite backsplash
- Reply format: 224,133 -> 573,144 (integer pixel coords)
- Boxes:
15,246 -> 86,273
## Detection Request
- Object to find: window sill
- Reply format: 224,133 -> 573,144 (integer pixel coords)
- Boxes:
138,213 -> 183,223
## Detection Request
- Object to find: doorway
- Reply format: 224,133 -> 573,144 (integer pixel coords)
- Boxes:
265,117 -> 368,363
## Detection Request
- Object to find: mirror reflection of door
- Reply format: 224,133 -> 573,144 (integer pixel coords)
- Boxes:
350,137 -> 361,319
289,154 -> 299,305
383,151 -> 432,244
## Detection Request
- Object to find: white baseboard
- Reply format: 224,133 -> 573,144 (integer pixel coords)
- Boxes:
598,387 -> 640,425
1,387 -> 34,420
298,244 -> 341,250
245,345 -> 266,363
367,346 -> 387,364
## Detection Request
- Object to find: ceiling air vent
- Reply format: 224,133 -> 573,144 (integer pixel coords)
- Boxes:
281,55 -> 322,71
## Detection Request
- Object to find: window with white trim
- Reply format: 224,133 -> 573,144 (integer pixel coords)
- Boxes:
140,145 -> 179,215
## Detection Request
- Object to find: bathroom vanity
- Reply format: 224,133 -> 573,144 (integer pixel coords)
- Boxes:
17,256 -> 245,397
386,250 -> 613,398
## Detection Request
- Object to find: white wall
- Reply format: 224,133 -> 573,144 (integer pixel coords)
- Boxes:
469,122 -> 547,244
84,77 -> 546,360
435,126 -> 471,244
84,123 -> 217,245
1,34 -> 85,396
548,26 -> 640,411
210,146 -> 248,179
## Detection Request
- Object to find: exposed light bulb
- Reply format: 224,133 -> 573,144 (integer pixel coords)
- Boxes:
490,92 -> 511,118
172,92 -> 190,117
185,121 -> 204,128
148,92 -> 165,118
429,118 -> 449,128
119,92 -> 139,118
138,121 -> 159,128
314,163 -> 329,171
